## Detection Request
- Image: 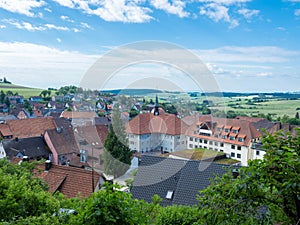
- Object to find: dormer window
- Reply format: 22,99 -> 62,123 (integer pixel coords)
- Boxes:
229,136 -> 235,140
222,135 -> 227,139
238,137 -> 244,142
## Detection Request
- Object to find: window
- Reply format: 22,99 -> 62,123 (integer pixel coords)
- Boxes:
220,149 -> 224,152
209,141 -> 213,145
238,137 -> 244,142
256,150 -> 260,156
200,132 -> 211,136
222,135 -> 227,139
199,139 -> 203,143
237,153 -> 241,158
195,145 -> 198,148
220,143 -> 224,147
214,142 -> 218,146
231,152 -> 235,157
232,129 -> 238,134
225,128 -> 230,133
229,136 -> 235,140
214,134 -> 219,138
189,144 -> 193,148
217,127 -> 222,132
231,145 -> 235,149
204,140 -> 208,144
190,137 -> 193,141
237,146 -> 241,150
166,191 -> 173,200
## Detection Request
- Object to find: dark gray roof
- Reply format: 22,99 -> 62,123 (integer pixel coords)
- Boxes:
3,137 -> 50,160
131,155 -> 237,206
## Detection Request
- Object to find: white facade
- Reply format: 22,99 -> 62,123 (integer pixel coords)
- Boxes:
0,142 -> 6,159
128,133 -> 186,153
186,137 -> 264,166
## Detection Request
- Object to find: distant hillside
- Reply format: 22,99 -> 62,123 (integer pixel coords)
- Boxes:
0,84 -> 43,99
100,89 -> 165,96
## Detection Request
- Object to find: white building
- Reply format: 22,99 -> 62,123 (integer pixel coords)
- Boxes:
185,115 -> 264,166
126,98 -> 187,153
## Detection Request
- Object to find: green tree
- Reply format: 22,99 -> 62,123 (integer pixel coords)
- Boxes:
4,96 -> 10,108
296,112 -> 299,119
74,183 -> 151,225
0,159 -> 62,223
103,125 -> 132,178
0,90 -> 6,104
197,129 -> 300,224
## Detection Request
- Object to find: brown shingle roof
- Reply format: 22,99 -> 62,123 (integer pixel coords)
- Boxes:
35,163 -> 100,198
126,113 -> 187,135
45,127 -> 79,155
6,117 -> 56,138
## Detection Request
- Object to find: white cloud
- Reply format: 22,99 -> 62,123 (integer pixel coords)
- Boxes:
0,24 -> 5,28
0,0 -> 45,17
197,0 -> 251,5
200,3 -> 239,28
44,7 -> 52,12
0,41 -> 98,88
237,8 -> 259,20
60,15 -> 75,22
295,9 -> 300,16
56,38 -> 62,43
195,46 -> 299,63
150,0 -> 189,18
80,22 -> 91,29
4,19 -> 45,31
276,26 -> 286,31
3,19 -> 84,32
53,0 -> 153,23
45,23 -> 69,31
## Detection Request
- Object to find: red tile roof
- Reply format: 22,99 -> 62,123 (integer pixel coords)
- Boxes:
35,163 -> 100,198
60,111 -> 97,119
186,115 -> 262,147
126,113 -> 187,135
0,124 -> 13,137
6,117 -> 56,138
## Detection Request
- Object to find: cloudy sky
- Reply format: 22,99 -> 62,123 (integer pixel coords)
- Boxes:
0,0 -> 300,92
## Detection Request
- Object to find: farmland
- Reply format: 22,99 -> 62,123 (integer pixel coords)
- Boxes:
0,83 -> 44,99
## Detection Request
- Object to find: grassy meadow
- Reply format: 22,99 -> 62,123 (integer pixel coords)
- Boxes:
0,83 -> 44,99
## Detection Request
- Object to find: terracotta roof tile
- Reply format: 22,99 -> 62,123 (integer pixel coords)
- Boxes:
186,116 -> 262,147
35,163 -> 100,198
0,124 -> 13,137
60,111 -> 97,119
126,113 -> 187,135
6,117 -> 56,138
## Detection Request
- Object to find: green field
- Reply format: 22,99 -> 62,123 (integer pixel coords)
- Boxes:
0,83 -> 44,99
144,92 -> 300,119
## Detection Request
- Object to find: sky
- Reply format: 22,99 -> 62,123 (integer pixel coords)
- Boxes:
0,0 -> 300,92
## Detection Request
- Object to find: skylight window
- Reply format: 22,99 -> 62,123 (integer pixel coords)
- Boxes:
166,190 -> 174,200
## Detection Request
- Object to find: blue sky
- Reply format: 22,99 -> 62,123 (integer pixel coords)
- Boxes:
0,0 -> 300,92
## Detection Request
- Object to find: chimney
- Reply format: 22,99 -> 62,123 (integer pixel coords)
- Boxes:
45,160 -> 52,171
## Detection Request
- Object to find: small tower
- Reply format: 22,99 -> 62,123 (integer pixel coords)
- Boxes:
154,94 -> 159,116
